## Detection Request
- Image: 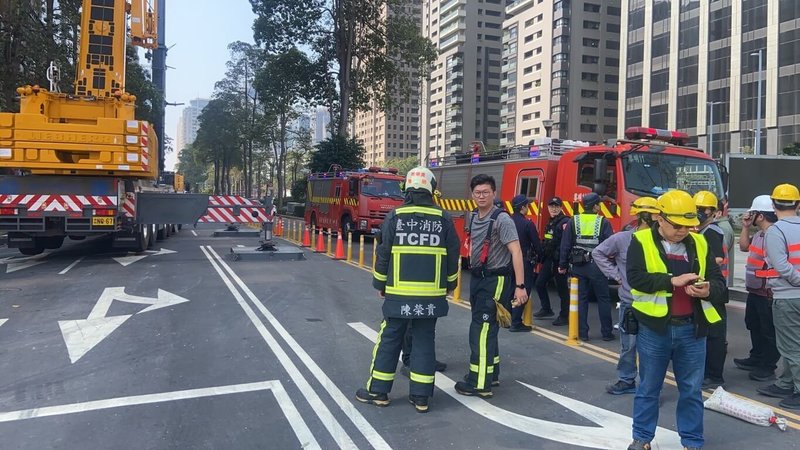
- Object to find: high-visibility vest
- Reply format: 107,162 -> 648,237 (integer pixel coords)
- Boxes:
574,214 -> 602,250
746,231 -> 768,289
630,229 -> 722,324
756,236 -> 800,279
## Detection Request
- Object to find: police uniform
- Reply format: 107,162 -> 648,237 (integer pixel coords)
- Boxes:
363,194 -> 460,401
536,206 -> 571,319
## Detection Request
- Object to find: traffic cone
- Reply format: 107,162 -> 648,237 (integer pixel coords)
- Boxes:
302,225 -> 311,247
333,231 -> 345,260
274,218 -> 282,236
314,228 -> 326,253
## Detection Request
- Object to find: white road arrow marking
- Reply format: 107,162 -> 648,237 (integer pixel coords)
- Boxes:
0,318 -> 8,328
348,322 -> 682,450
0,254 -> 48,273
59,287 -> 190,363
112,248 -> 176,267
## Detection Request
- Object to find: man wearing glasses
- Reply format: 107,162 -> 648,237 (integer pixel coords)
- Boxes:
454,174 -> 529,397
626,190 -> 726,450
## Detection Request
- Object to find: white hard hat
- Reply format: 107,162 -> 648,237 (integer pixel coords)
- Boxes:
405,167 -> 436,193
748,194 -> 774,212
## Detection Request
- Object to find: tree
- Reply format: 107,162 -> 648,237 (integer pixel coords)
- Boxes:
125,46 -> 162,125
783,143 -> 800,156
249,0 -> 436,137
193,97 -> 243,194
382,155 -> 418,176
309,135 -> 366,173
290,179 -> 307,202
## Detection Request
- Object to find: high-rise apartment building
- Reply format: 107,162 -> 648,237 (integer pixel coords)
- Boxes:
311,106 -> 331,145
421,0 -> 506,163
176,98 -> 209,156
501,0 -> 621,145
619,1 -> 800,157
353,3 -> 422,166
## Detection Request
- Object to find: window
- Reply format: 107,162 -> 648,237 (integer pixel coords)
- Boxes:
584,20 -> 600,30
608,5 -> 621,16
628,42 -> 644,64
650,69 -> 669,92
553,53 -> 569,62
606,40 -> 620,50
779,29 -> 800,68
552,70 -> 569,80
605,74 -> 619,84
709,6 -> 732,42
653,0 -> 671,23
524,66 -> 533,74
553,35 -> 569,46
649,104 -> 668,129
584,3 -> 601,12
604,108 -> 618,117
523,81 -> 532,90
679,17 -> 699,50
678,55 -> 698,87
524,50 -> 533,58
580,124 -> 598,133
625,108 -> 642,128
523,98 -> 532,105
742,38 -> 767,74
740,80 -> 766,121
583,38 -> 600,48
604,125 -> 618,135
708,47 -> 731,82
605,91 -> 618,101
629,5 -> 645,31
522,113 -> 532,121
606,57 -> 620,67
651,33 -> 670,58
554,18 -> 570,29
583,55 -> 599,64
581,72 -> 599,82
551,105 -> 568,114
522,129 -> 532,137
581,89 -> 598,98
519,177 -> 540,200
778,75 -> 800,117
627,75 -> 643,98
555,0 -> 571,11
552,88 -> 568,97
607,23 -> 620,33
581,106 -> 598,115
780,0 -> 800,22
742,0 -> 767,33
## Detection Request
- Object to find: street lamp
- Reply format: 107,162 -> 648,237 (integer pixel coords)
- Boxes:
750,49 -> 764,156
542,118 -> 554,138
707,101 -> 724,158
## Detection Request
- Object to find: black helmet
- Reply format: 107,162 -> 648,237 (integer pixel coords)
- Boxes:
582,193 -> 602,209
511,194 -> 530,210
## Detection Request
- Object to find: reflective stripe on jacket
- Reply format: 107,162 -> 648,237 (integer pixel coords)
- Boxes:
746,231 -> 769,290
574,214 -> 602,249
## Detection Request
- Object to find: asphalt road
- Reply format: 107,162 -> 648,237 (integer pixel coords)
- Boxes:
0,224 -> 796,449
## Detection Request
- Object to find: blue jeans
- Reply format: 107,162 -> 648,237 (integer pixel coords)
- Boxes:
633,322 -> 706,448
617,302 -> 638,384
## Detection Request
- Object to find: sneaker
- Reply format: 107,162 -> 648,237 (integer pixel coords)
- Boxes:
749,367 -> 776,382
408,395 -> 429,413
509,324 -> 533,332
701,378 -> 725,390
606,380 -> 636,395
779,393 -> 800,410
733,357 -> 758,371
462,374 -> 499,387
533,309 -> 555,318
627,440 -> 651,450
435,361 -> 447,372
355,388 -> 390,406
552,316 -> 568,326
602,334 -> 616,342
757,384 -> 794,398
454,380 -> 493,398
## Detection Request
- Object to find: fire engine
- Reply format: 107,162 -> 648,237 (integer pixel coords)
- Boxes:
430,127 -> 727,260
304,166 -> 405,234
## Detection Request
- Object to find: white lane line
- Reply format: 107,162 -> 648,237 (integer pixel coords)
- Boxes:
236,245 -> 245,248
58,257 -> 84,275
191,230 -> 198,237
200,246 -> 359,450
270,379 -> 321,449
205,246 -> 391,450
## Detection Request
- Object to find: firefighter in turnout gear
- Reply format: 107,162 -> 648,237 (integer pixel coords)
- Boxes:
356,167 -> 460,413
693,190 -> 730,390
559,192 -> 614,341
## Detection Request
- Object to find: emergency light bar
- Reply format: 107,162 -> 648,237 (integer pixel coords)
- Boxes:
624,127 -> 689,146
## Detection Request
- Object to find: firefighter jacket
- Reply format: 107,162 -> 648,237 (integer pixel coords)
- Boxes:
372,194 -> 461,319
541,213 -> 569,262
626,225 -> 726,337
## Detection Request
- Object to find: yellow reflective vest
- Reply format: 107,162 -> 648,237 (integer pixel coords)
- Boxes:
630,229 -> 722,324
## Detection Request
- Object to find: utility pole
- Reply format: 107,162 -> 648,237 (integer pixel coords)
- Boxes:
750,49 -> 764,156
152,0 -> 167,176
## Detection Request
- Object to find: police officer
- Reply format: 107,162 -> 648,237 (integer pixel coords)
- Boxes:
356,167 -> 460,413
534,197 -> 571,325
509,194 -> 542,332
559,193 -> 614,341
694,190 -> 729,390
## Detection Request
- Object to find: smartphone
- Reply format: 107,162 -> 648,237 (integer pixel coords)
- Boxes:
693,278 -> 708,288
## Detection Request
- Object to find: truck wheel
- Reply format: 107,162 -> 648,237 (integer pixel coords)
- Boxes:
19,246 -> 44,256
134,224 -> 150,253
41,236 -> 64,250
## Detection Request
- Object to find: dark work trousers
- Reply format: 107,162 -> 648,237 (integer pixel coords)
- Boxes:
705,306 -> 728,382
745,293 -> 780,370
511,259 -> 535,328
366,317 -> 437,397
467,274 -> 513,390
535,257 -> 570,317
401,323 -> 412,366
577,263 -> 613,338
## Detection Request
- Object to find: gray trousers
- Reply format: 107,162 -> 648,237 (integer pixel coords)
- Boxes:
772,298 -> 800,392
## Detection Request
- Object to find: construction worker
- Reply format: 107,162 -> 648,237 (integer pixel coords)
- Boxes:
559,192 -> 614,341
454,174 -> 529,398
509,194 -> 541,332
626,190 -> 726,450
356,167 -> 460,413
715,196 -> 736,270
593,196 -> 660,395
756,183 -> 800,409
535,197 -> 571,325
693,190 -> 729,390
734,195 -> 779,382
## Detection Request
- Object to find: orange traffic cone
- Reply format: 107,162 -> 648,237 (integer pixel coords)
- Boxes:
274,218 -> 282,236
314,228 -> 326,253
302,225 -> 311,247
333,231 -> 345,260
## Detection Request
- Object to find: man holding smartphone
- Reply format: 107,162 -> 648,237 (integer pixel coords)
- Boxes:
625,190 -> 726,450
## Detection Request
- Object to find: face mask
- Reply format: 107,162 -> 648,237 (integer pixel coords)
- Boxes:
697,210 -> 709,224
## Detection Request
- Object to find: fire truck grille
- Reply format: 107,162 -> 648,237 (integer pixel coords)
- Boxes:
369,211 -> 388,220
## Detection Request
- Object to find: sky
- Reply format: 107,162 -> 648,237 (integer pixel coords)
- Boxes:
160,0 -> 257,171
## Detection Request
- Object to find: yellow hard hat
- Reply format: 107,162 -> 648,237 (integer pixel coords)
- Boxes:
630,196 -> 660,215
657,190 -> 700,227
693,190 -> 718,209
771,183 -> 800,202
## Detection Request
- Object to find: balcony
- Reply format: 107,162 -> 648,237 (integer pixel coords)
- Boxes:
551,77 -> 569,89
447,107 -> 462,119
448,94 -> 463,104
440,19 -> 464,39
502,46 -> 517,59
500,104 -> 516,116
553,42 -> 570,55
501,75 -> 516,89
440,8 -> 466,29
553,60 -> 569,72
506,0 -> 534,16
446,57 -> 463,71
446,83 -> 463,94
502,60 -> 517,73
440,0 -> 464,17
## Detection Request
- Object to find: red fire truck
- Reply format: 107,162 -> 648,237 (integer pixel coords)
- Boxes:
304,166 -> 405,234
430,127 -> 727,260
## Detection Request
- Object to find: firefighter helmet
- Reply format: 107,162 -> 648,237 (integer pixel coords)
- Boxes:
657,190 -> 700,227
748,194 -> 774,212
582,192 -> 602,209
771,183 -> 800,203
405,167 -> 436,193
693,191 -> 718,209
630,196 -> 659,215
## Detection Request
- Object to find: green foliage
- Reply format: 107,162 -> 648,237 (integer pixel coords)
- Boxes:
290,179 -> 307,202
382,155 -> 419,176
309,135 -> 366,173
125,47 -> 162,124
783,143 -> 800,156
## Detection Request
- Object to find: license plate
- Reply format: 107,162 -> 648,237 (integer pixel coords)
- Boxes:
92,217 -> 115,226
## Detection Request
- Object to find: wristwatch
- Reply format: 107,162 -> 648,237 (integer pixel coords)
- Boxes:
515,283 -> 525,289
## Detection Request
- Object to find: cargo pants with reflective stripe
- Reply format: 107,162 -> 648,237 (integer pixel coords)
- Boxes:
366,317 -> 438,397
467,274 -> 513,390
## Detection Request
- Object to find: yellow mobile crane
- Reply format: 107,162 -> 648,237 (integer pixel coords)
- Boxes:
0,0 -> 262,254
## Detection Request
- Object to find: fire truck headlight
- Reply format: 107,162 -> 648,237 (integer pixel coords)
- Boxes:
359,219 -> 368,230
